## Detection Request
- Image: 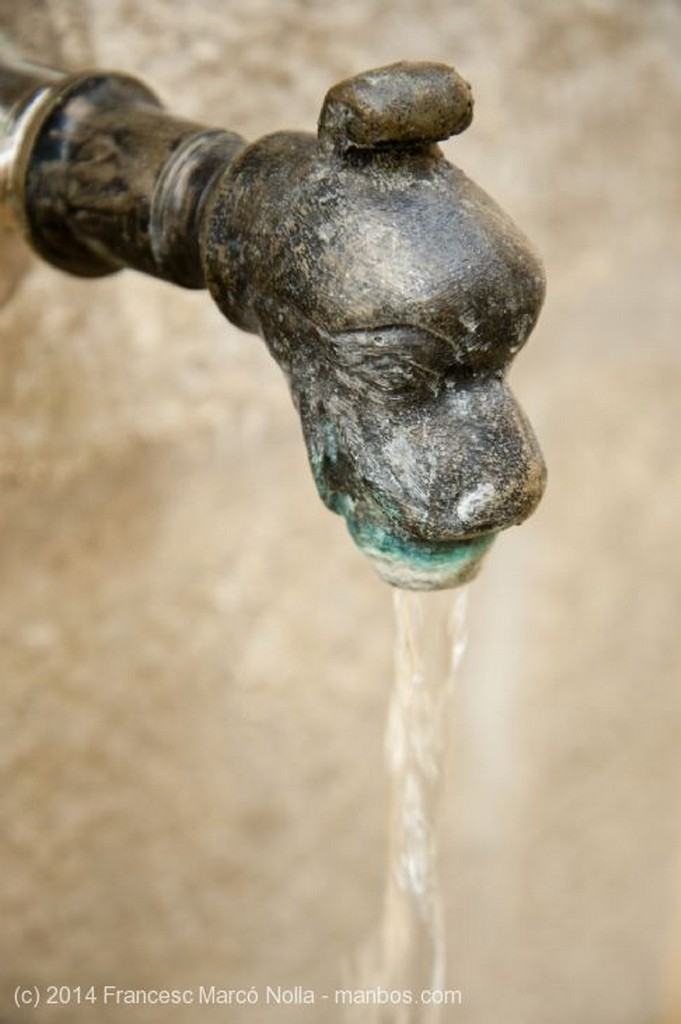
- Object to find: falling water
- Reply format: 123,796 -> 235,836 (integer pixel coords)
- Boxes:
350,587 -> 468,1023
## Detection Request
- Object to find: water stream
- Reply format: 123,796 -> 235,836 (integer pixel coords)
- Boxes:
350,587 -> 469,1023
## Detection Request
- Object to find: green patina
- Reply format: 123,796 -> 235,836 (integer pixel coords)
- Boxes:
310,421 -> 496,576
345,517 -> 496,570
309,421 -> 358,520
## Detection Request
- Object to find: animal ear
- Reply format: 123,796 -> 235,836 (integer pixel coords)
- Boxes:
317,61 -> 473,157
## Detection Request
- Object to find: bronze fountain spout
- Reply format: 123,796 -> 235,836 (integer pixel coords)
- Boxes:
0,57 -> 546,589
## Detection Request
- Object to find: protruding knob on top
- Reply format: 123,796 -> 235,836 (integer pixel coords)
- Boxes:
317,61 -> 473,155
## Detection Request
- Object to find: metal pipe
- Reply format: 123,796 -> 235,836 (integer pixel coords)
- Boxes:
0,58 -> 244,283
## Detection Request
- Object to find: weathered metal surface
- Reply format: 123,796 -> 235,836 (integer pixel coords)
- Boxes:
0,57 -> 62,299
203,63 -> 546,588
0,58 -> 546,589
22,72 -> 244,281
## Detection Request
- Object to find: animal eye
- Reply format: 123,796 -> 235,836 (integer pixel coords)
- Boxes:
360,351 -> 441,398
329,326 -> 447,398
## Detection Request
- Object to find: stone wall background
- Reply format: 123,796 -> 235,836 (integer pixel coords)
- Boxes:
1,1 -> 680,1022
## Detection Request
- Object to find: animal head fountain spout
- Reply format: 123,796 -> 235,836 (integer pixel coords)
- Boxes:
1,58 -> 545,590
202,63 -> 547,589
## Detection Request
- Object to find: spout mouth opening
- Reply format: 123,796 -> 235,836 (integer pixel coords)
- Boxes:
346,518 -> 497,591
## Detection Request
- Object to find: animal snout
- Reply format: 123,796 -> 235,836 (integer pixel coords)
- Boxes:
456,481 -> 499,532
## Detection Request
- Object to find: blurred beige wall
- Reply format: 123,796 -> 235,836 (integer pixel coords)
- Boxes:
1,2 -> 680,1022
